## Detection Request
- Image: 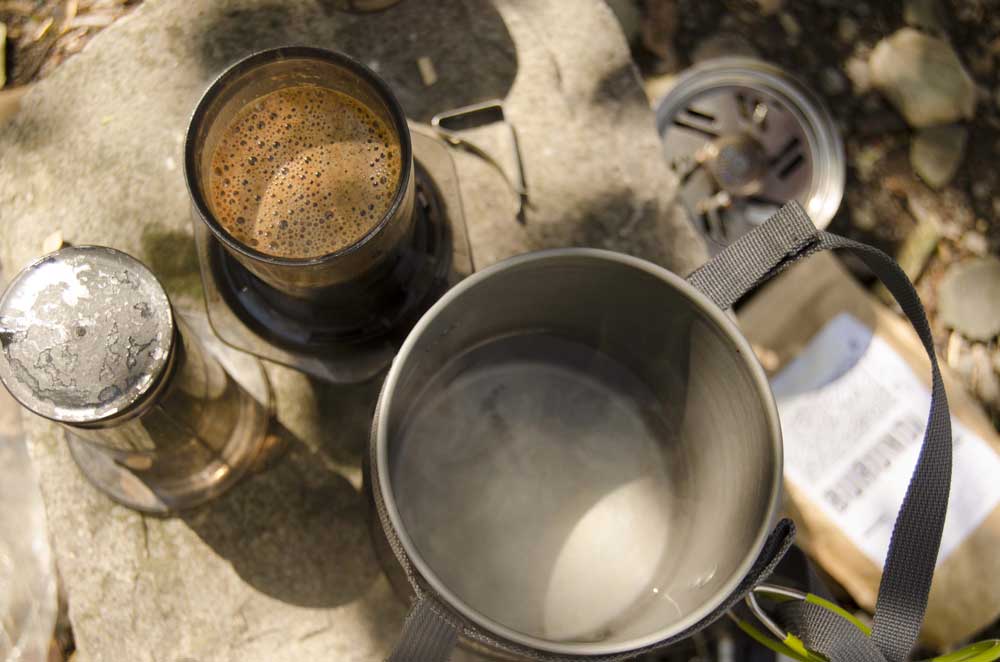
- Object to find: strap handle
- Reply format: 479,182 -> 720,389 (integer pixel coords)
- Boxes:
385,520 -> 797,662
388,598 -> 458,662
687,201 -> 952,662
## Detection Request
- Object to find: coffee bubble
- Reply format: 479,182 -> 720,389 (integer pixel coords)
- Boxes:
208,85 -> 401,259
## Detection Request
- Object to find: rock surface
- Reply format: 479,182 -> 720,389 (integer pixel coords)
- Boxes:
910,124 -> 968,189
869,28 -> 976,128
0,1 -> 704,661
939,257 -> 1000,342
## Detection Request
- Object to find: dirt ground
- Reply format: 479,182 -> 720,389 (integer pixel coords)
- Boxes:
632,0 -> 1000,433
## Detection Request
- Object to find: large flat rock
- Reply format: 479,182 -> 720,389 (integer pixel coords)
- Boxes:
0,1 -> 704,660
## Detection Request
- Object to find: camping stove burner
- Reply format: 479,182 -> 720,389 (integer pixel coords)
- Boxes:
704,133 -> 769,196
656,57 -> 844,255
193,125 -> 472,384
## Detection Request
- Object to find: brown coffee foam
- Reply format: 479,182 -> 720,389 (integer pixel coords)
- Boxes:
208,85 -> 402,259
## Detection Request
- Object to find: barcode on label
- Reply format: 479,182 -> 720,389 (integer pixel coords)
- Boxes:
822,414 -> 925,513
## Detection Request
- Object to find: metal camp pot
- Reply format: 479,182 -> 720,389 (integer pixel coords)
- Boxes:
369,248 -> 782,657
369,202 -> 956,662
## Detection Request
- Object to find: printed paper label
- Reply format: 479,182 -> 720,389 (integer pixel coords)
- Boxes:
771,312 -> 1000,568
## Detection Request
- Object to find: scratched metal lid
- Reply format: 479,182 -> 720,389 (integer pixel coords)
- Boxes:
0,246 -> 174,424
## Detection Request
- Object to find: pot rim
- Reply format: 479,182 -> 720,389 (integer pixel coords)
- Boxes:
375,247 -> 783,655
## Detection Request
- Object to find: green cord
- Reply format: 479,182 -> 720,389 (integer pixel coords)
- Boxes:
735,589 -> 1000,662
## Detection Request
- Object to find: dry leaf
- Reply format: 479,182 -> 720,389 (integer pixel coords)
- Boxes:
60,0 -> 78,34
0,22 -> 6,89
417,56 -> 437,86
68,13 -> 114,28
32,16 -> 54,42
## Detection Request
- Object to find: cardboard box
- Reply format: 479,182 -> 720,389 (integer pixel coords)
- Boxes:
739,252 -> 1000,649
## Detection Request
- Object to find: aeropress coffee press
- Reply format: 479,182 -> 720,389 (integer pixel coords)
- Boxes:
185,46 -> 472,383
0,246 -> 274,514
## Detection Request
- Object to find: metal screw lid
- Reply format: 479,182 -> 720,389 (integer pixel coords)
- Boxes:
0,246 -> 174,425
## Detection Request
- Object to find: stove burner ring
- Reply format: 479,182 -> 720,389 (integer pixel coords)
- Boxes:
210,162 -> 452,351
655,57 -> 844,253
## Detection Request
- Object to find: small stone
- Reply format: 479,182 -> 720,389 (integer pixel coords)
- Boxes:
961,231 -> 988,256
778,12 -> 801,42
946,331 -> 974,380
869,28 -> 976,128
838,16 -> 859,43
755,0 -> 783,16
970,343 -> 1000,406
41,230 -> 63,254
821,67 -> 848,96
852,147 -> 877,183
903,0 -> 946,36
938,257 -> 1000,341
852,199 -> 878,230
845,55 -> 872,94
904,184 -> 945,229
910,124 -> 967,189
882,206 -> 941,297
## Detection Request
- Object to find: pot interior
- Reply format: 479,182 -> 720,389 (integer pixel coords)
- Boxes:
382,251 -> 779,652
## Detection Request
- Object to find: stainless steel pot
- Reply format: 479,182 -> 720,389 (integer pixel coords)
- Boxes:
369,247 -> 782,658
370,202 -> 956,662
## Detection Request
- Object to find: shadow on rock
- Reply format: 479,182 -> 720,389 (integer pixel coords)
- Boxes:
183,418 -> 381,608
592,62 -> 651,109
194,0 -> 517,122
140,227 -> 203,302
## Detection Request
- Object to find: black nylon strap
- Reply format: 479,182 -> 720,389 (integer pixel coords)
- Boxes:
687,202 -> 952,662
386,518 -> 797,662
687,202 -> 819,309
388,598 -> 459,662
776,602 -> 888,662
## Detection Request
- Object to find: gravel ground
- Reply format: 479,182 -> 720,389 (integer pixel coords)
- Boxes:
629,0 -> 1000,432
